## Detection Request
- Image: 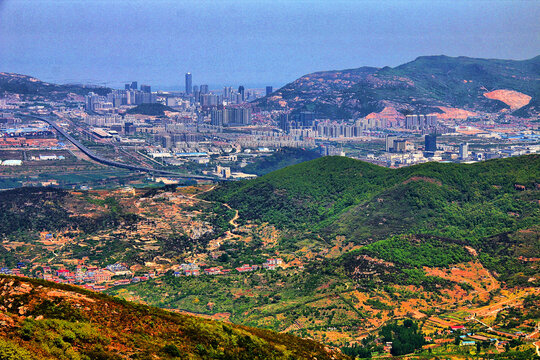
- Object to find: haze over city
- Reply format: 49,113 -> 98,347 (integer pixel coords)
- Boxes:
0,0 -> 540,358
0,0 -> 539,90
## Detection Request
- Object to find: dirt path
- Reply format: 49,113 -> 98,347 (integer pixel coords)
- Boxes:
223,203 -> 239,228
191,185 -> 216,199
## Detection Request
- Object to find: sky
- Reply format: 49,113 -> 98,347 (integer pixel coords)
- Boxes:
0,0 -> 539,90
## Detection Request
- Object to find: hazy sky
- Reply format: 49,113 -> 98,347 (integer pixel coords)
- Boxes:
0,0 -> 538,90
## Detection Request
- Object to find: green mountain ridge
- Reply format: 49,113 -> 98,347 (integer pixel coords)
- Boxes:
205,155 -> 540,244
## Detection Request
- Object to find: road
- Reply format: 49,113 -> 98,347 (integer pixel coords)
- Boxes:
23,114 -> 220,181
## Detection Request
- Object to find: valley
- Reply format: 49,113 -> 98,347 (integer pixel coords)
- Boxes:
0,155 -> 538,358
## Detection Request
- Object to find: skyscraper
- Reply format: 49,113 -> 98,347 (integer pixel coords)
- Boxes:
238,86 -> 245,102
223,86 -> 232,100
140,85 -> 151,93
459,143 -> 469,160
200,84 -> 209,94
425,134 -> 437,152
185,73 -> 192,94
130,81 -> 138,90
266,86 -> 273,96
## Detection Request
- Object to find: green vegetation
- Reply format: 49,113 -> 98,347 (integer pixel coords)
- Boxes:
240,147 -> 321,176
359,235 -> 472,268
0,72 -> 110,99
0,339 -> 35,360
206,155 -> 540,245
204,156 -> 390,228
379,320 -> 425,356
0,188 -> 138,238
126,103 -> 177,116
477,226 -> 540,286
1,154 -> 539,358
0,276 -> 348,360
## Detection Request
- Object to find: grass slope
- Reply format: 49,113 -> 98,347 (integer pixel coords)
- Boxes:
0,276 -> 348,360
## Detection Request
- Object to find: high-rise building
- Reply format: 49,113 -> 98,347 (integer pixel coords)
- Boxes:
212,107 -> 252,126
266,86 -> 273,96
405,114 -> 438,130
223,87 -> 232,100
85,92 -> 102,111
125,84 -> 131,90
200,85 -> 209,94
278,113 -> 290,132
238,86 -> 245,102
385,135 -> 398,152
185,73 -> 192,94
459,143 -> 469,160
295,111 -> 315,127
393,139 -> 409,153
141,85 -> 151,93
211,109 -> 225,126
130,81 -> 138,90
200,94 -> 218,107
124,122 -> 136,135
142,92 -> 157,104
425,134 -> 437,152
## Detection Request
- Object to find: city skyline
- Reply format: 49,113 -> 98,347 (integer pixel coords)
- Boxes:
0,0 -> 538,90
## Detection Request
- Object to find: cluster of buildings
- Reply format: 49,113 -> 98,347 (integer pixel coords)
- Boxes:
185,73 -> 263,106
174,258 -> 285,277
379,132 -> 540,167
1,262 -> 158,291
210,107 -> 252,127
277,112 -> 444,138
85,81 -> 157,111
2,69 -> 538,186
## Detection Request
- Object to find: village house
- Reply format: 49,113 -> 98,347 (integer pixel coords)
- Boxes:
204,266 -> 224,275
263,258 -> 283,270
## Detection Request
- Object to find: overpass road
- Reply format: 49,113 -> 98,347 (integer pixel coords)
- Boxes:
23,114 -> 220,181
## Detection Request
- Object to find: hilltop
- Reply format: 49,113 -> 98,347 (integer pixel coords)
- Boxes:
204,155 -> 540,242
126,103 -> 178,116
0,72 -> 110,100
0,276 -> 347,360
252,55 -> 540,118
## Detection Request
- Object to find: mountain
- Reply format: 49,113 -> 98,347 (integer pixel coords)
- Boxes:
204,155 -> 540,243
0,276 -> 347,360
0,72 -> 110,99
1,157 -> 538,357
253,55 -> 540,118
118,155 -> 539,357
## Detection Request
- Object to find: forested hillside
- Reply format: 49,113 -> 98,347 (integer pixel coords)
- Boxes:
205,155 -> 540,243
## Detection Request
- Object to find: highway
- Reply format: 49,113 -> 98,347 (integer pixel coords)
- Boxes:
24,114 -> 220,180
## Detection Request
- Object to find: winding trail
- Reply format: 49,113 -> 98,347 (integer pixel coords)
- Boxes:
223,203 -> 239,228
